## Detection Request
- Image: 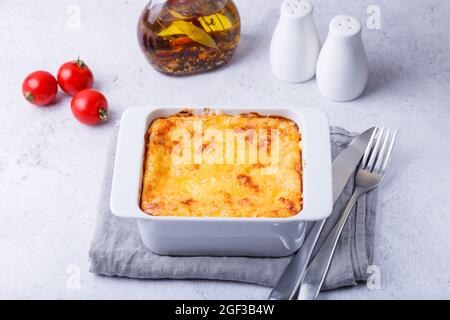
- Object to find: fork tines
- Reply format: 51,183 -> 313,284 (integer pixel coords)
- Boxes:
361,127 -> 398,174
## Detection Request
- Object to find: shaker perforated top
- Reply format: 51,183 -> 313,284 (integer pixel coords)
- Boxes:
282,0 -> 313,18
329,15 -> 362,37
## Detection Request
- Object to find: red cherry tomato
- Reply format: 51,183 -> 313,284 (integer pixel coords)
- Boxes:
71,89 -> 108,126
57,58 -> 94,96
22,71 -> 58,106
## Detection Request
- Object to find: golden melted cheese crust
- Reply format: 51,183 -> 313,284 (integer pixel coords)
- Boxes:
140,113 -> 302,218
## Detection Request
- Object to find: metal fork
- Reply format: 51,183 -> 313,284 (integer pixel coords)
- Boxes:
298,127 -> 398,300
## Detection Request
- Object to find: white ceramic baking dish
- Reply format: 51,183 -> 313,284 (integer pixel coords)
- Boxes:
110,106 -> 332,257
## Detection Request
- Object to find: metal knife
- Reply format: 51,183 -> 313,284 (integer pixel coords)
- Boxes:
268,127 -> 376,300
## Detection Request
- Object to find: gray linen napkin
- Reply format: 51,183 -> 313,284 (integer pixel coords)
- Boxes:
89,126 -> 378,290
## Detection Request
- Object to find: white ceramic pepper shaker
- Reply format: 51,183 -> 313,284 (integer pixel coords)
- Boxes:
270,0 -> 321,83
316,15 -> 369,101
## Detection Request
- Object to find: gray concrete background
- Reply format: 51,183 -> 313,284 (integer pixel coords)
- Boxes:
0,0 -> 449,299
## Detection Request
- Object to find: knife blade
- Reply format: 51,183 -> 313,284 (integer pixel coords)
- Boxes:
268,127 -> 376,300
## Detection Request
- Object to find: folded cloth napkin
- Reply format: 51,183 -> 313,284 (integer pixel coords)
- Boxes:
89,126 -> 378,290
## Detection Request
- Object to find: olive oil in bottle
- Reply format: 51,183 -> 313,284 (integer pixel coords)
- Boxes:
138,0 -> 241,76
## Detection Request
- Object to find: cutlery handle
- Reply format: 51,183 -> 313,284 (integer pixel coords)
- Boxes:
298,189 -> 362,300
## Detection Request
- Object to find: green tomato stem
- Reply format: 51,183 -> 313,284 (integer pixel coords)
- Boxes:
25,92 -> 34,102
76,57 -> 85,69
99,108 -> 108,121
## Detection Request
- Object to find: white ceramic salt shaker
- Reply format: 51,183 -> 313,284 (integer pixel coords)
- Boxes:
270,0 -> 321,83
316,15 -> 369,101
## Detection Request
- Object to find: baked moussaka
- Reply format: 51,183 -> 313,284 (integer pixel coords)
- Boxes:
140,111 -> 302,218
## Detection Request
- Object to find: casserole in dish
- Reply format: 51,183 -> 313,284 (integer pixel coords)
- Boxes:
110,107 -> 332,257
141,112 -> 302,218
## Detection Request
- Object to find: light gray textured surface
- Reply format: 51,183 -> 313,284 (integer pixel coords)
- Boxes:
0,0 -> 449,300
